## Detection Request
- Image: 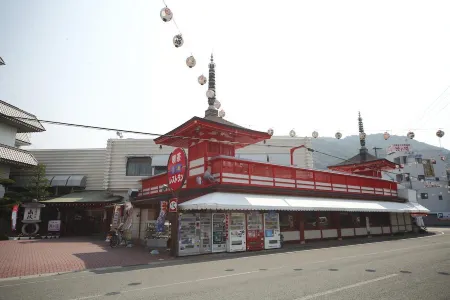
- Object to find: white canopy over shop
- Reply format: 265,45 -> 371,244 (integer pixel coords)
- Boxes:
179,192 -> 430,213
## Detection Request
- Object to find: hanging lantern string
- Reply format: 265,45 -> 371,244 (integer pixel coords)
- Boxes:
161,0 -> 195,56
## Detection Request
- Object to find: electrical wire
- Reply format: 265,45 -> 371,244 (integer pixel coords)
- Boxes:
10,115 -> 449,183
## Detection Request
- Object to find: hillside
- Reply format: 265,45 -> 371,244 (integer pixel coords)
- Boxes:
311,133 -> 450,170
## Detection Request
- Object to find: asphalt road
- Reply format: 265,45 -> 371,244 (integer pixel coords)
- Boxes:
1,228 -> 449,300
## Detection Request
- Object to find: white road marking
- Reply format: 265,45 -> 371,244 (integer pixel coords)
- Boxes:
293,274 -> 399,300
68,270 -> 261,300
0,232 -> 446,288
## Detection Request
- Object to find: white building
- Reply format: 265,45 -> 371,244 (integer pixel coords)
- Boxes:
382,143 -> 450,225
11,136 -> 313,200
0,100 -> 45,197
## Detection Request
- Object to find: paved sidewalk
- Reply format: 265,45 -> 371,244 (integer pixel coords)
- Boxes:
0,237 -> 171,279
0,231 -> 439,280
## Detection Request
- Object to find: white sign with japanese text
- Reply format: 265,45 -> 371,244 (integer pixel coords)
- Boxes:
437,212 -> 450,220
23,207 -> 41,221
48,220 -> 61,232
387,144 -> 411,153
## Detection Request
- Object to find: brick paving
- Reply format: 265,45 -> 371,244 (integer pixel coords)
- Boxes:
0,237 -> 171,279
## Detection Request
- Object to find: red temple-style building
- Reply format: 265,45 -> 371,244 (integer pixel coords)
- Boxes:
134,55 -> 429,257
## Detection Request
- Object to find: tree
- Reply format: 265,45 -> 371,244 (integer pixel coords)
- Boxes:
24,163 -> 50,201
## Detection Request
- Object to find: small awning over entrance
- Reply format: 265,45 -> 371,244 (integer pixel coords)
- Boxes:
40,191 -> 123,205
11,175 -> 87,188
179,192 -> 430,213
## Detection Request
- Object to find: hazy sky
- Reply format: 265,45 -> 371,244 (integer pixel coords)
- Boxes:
1,0 -> 449,150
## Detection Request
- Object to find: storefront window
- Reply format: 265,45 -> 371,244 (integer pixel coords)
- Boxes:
339,212 -> 361,228
304,211 -> 317,229
367,212 -> 390,226
280,212 -> 297,231
317,212 -> 334,229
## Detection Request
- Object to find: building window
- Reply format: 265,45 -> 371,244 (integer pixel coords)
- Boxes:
417,175 -> 425,181
304,211 -> 317,230
435,177 -> 440,181
403,173 -> 410,182
153,166 -> 167,175
420,193 -> 428,200
126,157 -> 152,176
438,195 -> 443,200
396,174 -> 403,183
415,157 -> 423,164
280,212 -> 297,231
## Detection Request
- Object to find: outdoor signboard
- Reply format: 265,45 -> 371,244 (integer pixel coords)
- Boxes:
387,144 -> 411,154
167,148 -> 188,193
437,212 -> 450,221
48,220 -> 61,232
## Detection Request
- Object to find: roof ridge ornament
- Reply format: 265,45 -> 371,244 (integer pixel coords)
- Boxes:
205,53 -> 219,118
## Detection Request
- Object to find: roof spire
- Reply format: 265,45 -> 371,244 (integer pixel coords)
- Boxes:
205,53 -> 218,118
358,111 -> 367,162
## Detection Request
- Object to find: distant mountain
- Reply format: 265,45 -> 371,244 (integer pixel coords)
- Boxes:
311,133 -> 450,170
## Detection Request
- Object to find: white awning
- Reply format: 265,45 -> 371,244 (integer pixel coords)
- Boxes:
179,192 -> 430,213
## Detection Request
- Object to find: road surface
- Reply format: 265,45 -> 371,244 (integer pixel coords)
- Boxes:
1,228 -> 449,300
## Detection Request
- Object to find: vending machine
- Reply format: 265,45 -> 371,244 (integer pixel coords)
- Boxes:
199,213 -> 212,254
212,213 -> 227,253
263,212 -> 281,249
178,213 -> 200,256
246,212 -> 264,251
227,213 -> 246,252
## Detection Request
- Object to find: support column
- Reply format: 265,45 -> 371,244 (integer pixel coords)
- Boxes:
170,211 -> 179,257
299,212 -> 305,244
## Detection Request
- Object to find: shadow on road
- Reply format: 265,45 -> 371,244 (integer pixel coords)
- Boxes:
86,231 -> 438,276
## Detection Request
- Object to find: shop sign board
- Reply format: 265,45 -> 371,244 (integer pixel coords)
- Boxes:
48,220 -> 61,232
169,198 -> 178,213
167,148 -> 188,193
437,212 -> 450,220
387,144 -> 411,153
23,207 -> 41,222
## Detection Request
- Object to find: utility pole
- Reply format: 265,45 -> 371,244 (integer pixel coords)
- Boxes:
373,146 -> 382,158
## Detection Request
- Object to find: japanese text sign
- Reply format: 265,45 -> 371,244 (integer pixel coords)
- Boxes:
387,144 -> 411,153
169,198 -> 178,213
23,207 -> 41,222
48,220 -> 61,232
167,148 -> 187,192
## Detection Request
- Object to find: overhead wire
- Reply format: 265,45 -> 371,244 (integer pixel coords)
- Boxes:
12,115 -> 449,184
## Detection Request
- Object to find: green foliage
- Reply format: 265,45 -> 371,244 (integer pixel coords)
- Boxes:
24,164 -> 50,201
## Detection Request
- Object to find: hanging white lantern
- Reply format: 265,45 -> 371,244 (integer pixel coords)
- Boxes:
214,100 -> 221,109
436,130 -> 445,138
206,89 -> 215,98
407,131 -> 415,139
268,128 -> 274,136
335,132 -> 342,139
219,109 -> 225,118
160,7 -> 173,22
186,56 -> 196,68
173,34 -> 183,48
383,131 -> 390,140
198,74 -> 207,85
289,129 -> 296,137
312,131 -> 319,139
359,132 -> 366,140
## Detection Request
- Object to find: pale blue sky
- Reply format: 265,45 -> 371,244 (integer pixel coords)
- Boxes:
1,0 -> 449,150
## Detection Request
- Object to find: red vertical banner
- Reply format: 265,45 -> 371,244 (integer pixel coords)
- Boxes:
11,205 -> 19,231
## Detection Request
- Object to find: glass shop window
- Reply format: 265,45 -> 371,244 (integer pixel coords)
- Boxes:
420,193 -> 428,200
280,212 -> 297,231
339,212 -> 360,228
304,211 -> 317,230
